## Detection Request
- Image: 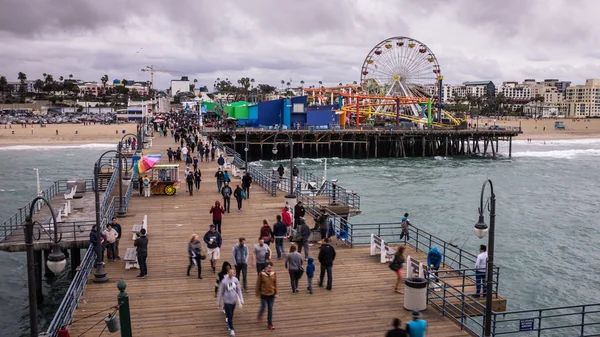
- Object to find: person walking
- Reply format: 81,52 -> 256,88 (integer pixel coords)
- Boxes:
210,201 -> 225,234
194,169 -> 201,191
217,154 -> 225,169
186,170 -> 194,196
318,237 -> 336,290
215,261 -> 232,298
293,201 -> 305,229
232,238 -> 249,292
391,246 -> 406,294
241,172 -> 252,199
110,217 -> 122,260
306,257 -> 315,294
281,204 -> 292,236
277,164 -> 284,179
273,215 -> 287,259
142,175 -> 151,197
215,168 -> 225,192
475,244 -> 488,297
406,311 -> 427,337
233,185 -> 244,211
223,170 -> 231,184
253,239 -> 271,274
297,218 -> 311,260
386,318 -> 407,337
193,156 -> 199,171
138,175 -> 144,196
187,234 -> 203,279
89,225 -> 102,265
134,228 -> 148,278
256,261 -> 277,330
284,244 -> 303,293
292,165 -> 299,178
204,224 -> 223,273
259,219 -> 273,246
313,209 -> 328,244
217,267 -> 244,336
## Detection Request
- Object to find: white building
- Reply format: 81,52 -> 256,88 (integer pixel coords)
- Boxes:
495,82 -> 531,102
116,100 -> 154,120
523,102 -> 561,118
170,77 -> 190,97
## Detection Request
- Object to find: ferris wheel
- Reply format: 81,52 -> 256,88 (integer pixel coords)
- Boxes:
360,36 -> 441,99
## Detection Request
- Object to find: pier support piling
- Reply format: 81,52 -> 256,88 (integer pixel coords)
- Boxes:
34,250 -> 44,303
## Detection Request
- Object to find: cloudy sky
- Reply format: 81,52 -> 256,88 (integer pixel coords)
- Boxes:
1,0 -> 599,90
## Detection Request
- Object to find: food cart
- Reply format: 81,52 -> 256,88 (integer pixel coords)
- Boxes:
150,164 -> 180,195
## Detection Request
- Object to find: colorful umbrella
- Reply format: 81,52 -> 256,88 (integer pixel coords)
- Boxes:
137,154 -> 162,173
153,118 -> 164,123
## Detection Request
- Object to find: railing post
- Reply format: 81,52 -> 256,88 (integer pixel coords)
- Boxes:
537,310 -> 542,337
442,242 -> 447,266
581,305 -> 586,336
117,280 -> 132,337
416,228 -> 419,251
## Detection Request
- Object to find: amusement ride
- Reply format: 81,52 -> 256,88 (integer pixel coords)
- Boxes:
305,36 -> 464,128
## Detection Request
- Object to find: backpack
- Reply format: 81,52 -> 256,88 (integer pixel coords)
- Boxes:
240,190 -> 246,199
222,188 -> 231,197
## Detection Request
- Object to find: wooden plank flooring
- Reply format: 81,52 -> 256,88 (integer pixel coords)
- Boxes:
68,135 -> 471,337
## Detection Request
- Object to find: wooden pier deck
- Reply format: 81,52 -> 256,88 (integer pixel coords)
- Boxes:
68,135 -> 472,337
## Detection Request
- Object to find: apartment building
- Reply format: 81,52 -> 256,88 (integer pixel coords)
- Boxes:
566,79 -> 600,117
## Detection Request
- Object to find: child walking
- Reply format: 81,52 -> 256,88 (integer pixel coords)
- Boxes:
306,257 -> 315,294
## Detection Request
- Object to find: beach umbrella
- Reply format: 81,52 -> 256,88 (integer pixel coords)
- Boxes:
137,154 -> 162,173
153,118 -> 164,123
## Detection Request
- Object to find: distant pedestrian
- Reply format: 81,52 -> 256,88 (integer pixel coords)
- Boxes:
215,168 -> 225,192
187,234 -> 203,279
406,311 -> 427,337
223,170 -> 231,184
218,154 -> 225,169
296,218 -> 310,260
318,237 -> 336,290
386,318 -> 407,337
102,224 -> 118,262
306,257 -> 315,294
241,172 -> 252,199
294,201 -> 305,229
193,156 -> 199,171
142,175 -> 151,197
285,244 -> 303,293
273,215 -> 287,259
89,224 -> 101,264
232,238 -> 249,291
313,209 -> 328,244
256,261 -> 277,330
233,185 -> 244,211
138,175 -> 144,196
194,169 -> 201,190
204,224 -> 222,273
427,247 -> 442,282
281,204 -> 292,236
167,148 -> 173,162
277,165 -> 284,179
259,219 -> 273,246
253,239 -> 271,274
391,246 -> 406,294
217,267 -> 244,336
475,244 -> 488,297
221,183 -> 232,213
292,165 -> 299,177
110,217 -> 122,260
400,213 -> 411,241
186,171 -> 194,196
210,201 -> 225,234
134,228 -> 148,278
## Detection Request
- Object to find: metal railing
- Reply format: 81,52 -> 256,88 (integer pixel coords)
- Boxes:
490,304 -> 600,337
99,167 -> 119,216
0,221 -> 96,243
123,170 -> 138,213
1,179 -> 94,242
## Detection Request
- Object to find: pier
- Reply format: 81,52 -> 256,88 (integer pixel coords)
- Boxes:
59,134 -> 499,336
215,128 -> 522,160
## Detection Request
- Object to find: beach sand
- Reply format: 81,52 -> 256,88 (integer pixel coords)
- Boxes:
0,123 -> 139,146
472,117 -> 600,140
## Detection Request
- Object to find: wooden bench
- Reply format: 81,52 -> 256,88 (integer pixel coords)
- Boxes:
123,247 -> 138,269
369,233 -> 396,263
131,214 -> 148,240
63,187 -> 76,213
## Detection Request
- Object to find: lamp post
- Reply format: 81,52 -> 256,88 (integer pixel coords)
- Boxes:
244,127 -> 248,171
231,133 -> 236,154
472,179 -> 496,337
94,150 -> 131,283
116,141 -> 132,217
271,132 -> 295,198
24,196 -> 67,337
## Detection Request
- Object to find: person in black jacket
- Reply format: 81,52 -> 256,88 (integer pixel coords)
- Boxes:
294,201 -> 305,229
318,237 -> 336,290
277,165 -> 284,178
272,215 -> 288,259
215,168 -> 224,192
233,185 -> 244,211
297,218 -> 311,260
186,172 -> 194,196
313,209 -> 328,244
221,183 -> 233,213
241,172 -> 252,199
134,228 -> 148,278
111,217 -> 122,260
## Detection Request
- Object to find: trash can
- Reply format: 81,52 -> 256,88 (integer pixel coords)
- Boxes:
72,195 -> 84,209
404,277 -> 427,311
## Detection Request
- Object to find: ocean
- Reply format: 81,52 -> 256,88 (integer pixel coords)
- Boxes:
1,139 -> 600,336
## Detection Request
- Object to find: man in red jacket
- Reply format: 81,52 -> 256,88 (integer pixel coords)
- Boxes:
210,201 -> 225,234
281,203 -> 292,237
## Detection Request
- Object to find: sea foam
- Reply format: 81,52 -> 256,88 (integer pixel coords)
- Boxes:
512,148 -> 600,159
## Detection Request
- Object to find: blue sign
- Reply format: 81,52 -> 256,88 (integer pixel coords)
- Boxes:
519,319 -> 534,331
201,105 -> 207,113
185,103 -> 190,111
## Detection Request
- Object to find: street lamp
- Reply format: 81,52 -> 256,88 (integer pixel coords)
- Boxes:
25,196 -> 67,336
473,179 -> 496,337
244,127 -> 248,171
271,133 -> 295,199
116,141 -> 132,217
231,133 -> 236,153
94,150 -> 131,283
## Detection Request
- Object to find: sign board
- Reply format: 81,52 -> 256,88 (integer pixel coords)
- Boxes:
519,319 -> 534,331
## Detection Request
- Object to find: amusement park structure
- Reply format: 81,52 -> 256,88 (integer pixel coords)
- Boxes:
305,36 -> 465,129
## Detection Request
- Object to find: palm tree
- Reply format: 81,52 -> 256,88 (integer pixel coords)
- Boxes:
281,80 -> 285,92
59,76 -> 64,82
101,74 -> 109,96
250,78 -> 255,88
300,80 -> 304,88
318,80 -> 323,88
0,76 -> 8,101
338,82 -> 343,86
18,72 -> 27,102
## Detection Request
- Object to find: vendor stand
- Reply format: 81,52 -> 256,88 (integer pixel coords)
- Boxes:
150,164 -> 180,195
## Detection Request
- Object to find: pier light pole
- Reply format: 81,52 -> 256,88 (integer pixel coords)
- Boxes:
24,196 -> 67,337
231,133 -> 236,154
271,132 -> 295,199
116,141 -> 132,217
472,179 -> 496,337
244,127 -> 248,171
94,150 -> 131,283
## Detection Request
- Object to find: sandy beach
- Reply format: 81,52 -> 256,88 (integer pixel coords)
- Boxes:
0,123 -> 139,146
0,118 -> 599,146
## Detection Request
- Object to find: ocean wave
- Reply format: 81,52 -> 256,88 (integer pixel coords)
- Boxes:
513,148 -> 600,158
513,138 -> 600,146
0,143 -> 115,151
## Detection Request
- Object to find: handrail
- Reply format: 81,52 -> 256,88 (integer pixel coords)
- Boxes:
124,170 -> 138,212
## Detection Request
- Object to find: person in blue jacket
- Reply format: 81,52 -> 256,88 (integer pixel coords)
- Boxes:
306,257 -> 315,294
426,247 -> 442,282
